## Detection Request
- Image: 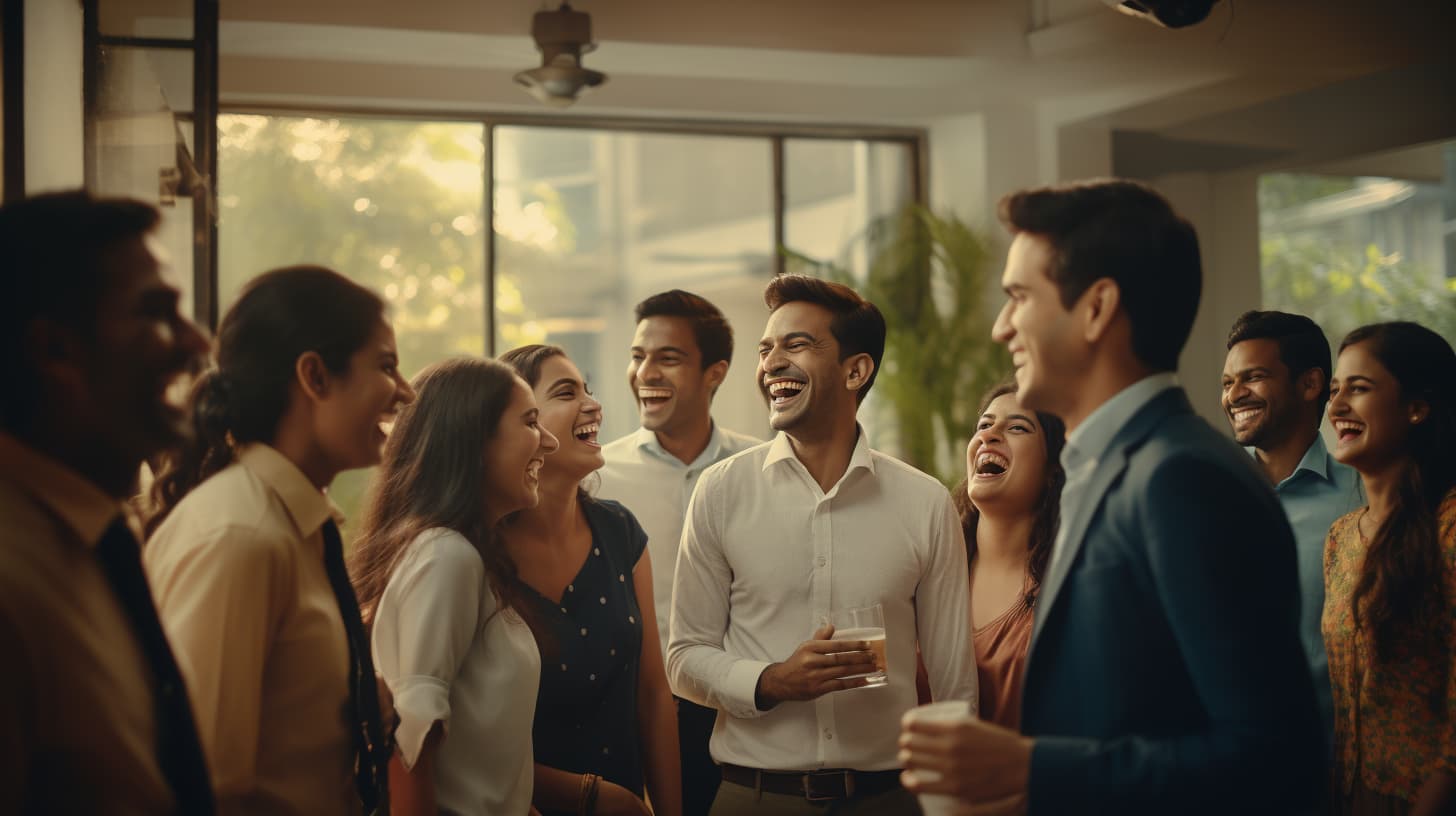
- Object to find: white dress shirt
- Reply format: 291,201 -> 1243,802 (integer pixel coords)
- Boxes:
371,528 -> 540,816
667,430 -> 976,772
597,423 -> 759,658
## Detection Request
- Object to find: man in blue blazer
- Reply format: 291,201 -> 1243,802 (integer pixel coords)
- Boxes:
900,179 -> 1323,814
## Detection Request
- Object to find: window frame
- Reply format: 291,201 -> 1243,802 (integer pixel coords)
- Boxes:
216,103 -> 928,353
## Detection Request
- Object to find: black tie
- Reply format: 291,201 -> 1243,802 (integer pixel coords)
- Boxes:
320,519 -> 389,815
94,519 -> 215,815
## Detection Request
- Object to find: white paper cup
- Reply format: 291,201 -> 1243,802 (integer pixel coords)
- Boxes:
903,700 -> 974,816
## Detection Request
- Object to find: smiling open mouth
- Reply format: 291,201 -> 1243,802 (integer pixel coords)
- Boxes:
974,451 -> 1009,477
573,422 -> 599,443
766,379 -> 805,406
1230,406 -> 1263,425
1332,419 -> 1364,442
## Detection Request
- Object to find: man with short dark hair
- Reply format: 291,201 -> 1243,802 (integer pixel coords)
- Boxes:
1222,309 -> 1361,745
0,190 -> 214,813
900,180 -> 1323,814
668,275 -> 975,815
597,289 -> 758,815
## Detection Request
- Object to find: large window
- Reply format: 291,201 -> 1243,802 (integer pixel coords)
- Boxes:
1260,142 -> 1456,351
219,113 -> 920,522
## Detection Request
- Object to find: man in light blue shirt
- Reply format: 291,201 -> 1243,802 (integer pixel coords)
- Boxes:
597,290 -> 758,816
1222,309 -> 1362,745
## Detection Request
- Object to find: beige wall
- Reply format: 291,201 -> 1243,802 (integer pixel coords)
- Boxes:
24,0 -> 84,193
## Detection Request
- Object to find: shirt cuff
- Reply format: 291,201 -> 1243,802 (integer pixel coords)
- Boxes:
721,659 -> 773,719
391,675 -> 451,769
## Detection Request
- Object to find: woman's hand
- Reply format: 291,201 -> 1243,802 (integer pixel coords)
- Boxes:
594,780 -> 653,815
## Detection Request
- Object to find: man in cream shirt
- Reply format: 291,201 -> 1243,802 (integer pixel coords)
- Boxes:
597,290 -> 758,815
667,275 -> 976,815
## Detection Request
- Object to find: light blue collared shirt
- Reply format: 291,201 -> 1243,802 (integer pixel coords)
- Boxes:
1247,432 -> 1362,746
1049,373 -> 1181,577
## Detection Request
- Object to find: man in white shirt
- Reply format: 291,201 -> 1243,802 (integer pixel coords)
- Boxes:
899,180 -> 1322,815
597,290 -> 758,816
667,274 -> 976,815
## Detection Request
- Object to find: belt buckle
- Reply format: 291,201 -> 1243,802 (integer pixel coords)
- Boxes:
801,771 -> 853,803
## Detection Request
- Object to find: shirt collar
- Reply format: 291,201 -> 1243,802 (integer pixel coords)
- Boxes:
1063,372 -> 1180,471
763,424 -> 876,478
237,443 -> 344,538
0,432 -> 131,548
1246,432 -> 1337,485
635,423 -> 729,471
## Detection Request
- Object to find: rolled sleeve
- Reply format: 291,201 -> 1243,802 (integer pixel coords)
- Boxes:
370,529 -> 486,769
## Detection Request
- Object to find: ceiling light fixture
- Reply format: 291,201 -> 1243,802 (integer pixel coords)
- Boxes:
514,2 -> 607,109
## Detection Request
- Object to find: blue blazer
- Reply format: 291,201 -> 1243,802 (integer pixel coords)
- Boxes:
1022,388 -> 1324,815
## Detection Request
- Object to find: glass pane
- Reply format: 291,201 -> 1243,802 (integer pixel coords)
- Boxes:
218,114 -> 487,525
1260,148 -> 1456,352
494,126 -> 776,444
99,0 -> 193,39
783,139 -> 913,280
91,45 -> 197,317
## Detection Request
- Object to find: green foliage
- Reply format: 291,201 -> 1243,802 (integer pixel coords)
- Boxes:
1261,233 -> 1456,352
785,205 -> 1007,486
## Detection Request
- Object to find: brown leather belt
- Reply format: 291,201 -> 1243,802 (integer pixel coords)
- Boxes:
720,762 -> 903,802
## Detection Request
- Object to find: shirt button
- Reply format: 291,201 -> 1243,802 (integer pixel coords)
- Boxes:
816,556 -> 826,567
824,729 -> 834,740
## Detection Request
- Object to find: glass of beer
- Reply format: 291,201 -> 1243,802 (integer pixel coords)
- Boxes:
827,602 -> 887,687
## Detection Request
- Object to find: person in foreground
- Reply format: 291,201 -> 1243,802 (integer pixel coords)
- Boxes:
145,266 -> 413,815
597,290 -> 759,816
899,179 -> 1323,815
953,380 -> 1066,731
0,191 -> 214,813
351,357 -> 559,815
669,274 -> 975,815
1323,321 -> 1456,816
499,345 -> 682,816
1222,309 -> 1361,744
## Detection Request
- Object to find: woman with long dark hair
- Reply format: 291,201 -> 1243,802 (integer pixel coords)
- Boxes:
499,345 -> 681,816
351,357 -> 558,815
144,266 -> 414,816
1324,321 -> 1456,815
951,380 -> 1066,730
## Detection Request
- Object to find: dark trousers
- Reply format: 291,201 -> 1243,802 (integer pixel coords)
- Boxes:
678,696 -> 722,816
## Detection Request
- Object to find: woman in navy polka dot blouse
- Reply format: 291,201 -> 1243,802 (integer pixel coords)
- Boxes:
501,345 -> 683,816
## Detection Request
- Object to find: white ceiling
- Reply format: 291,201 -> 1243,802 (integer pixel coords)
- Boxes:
105,0 -> 1456,171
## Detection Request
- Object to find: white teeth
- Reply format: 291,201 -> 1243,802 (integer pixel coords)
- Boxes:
574,423 -> 599,437
526,460 -> 542,479
1333,420 -> 1363,433
976,452 -> 1009,470
379,420 -> 395,436
767,380 -> 805,396
638,388 -> 672,399
1232,408 -> 1260,423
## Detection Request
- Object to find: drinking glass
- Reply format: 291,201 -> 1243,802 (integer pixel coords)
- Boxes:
826,602 -> 887,687
904,700 -> 974,816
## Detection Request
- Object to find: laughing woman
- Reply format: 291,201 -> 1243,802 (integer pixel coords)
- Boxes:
499,345 -> 682,816
350,357 -> 559,816
1324,322 -> 1456,816
144,266 -> 413,815
952,380 -> 1066,730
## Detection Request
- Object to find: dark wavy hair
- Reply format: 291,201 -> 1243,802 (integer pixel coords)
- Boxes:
998,179 -> 1200,372
145,266 -> 385,536
635,289 -> 734,370
350,357 -> 527,626
1341,322 -> 1456,688
951,380 -> 1067,610
1226,309 -> 1333,408
764,274 -> 887,402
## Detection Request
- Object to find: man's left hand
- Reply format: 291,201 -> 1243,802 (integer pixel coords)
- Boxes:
898,712 -> 1033,805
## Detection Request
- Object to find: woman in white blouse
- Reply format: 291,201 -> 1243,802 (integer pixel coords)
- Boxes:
351,357 -> 559,815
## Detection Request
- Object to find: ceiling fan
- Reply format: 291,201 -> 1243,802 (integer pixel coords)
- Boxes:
514,2 -> 607,108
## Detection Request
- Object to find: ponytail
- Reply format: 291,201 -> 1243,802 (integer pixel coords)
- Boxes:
142,265 -> 386,537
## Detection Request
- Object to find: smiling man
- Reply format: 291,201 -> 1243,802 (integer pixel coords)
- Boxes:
898,180 -> 1323,815
1222,309 -> 1361,746
0,191 -> 214,813
597,290 -> 758,815
667,275 -> 975,816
